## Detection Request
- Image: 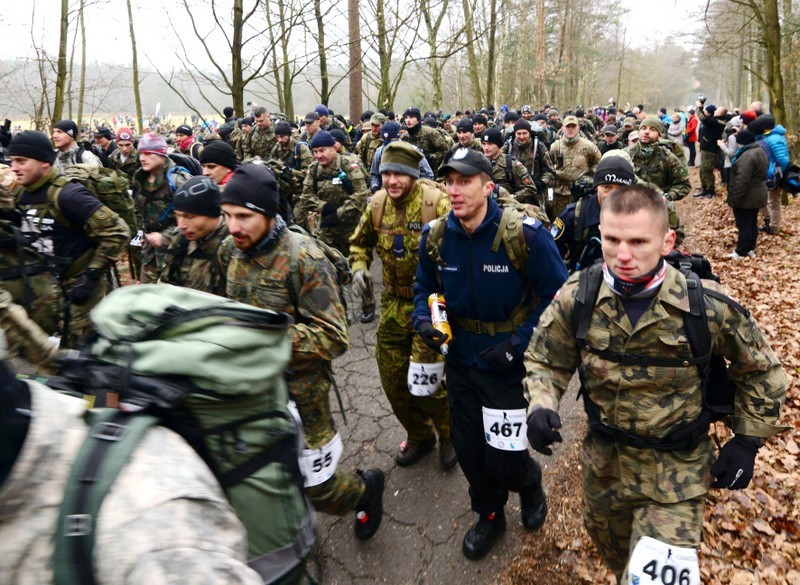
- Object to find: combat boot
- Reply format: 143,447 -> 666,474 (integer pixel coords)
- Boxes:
462,510 -> 506,560
354,468 -> 385,541
395,436 -> 436,466
520,483 -> 548,531
439,439 -> 458,471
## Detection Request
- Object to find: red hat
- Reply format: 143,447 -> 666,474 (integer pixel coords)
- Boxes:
740,110 -> 758,124
116,127 -> 134,142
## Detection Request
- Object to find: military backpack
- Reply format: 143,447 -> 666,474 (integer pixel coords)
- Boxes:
368,178 -> 444,231
571,251 -> 745,451
50,284 -> 315,585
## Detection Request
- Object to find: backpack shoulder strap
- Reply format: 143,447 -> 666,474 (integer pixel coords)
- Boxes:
369,190 -> 389,231
53,409 -> 159,585
490,207 -> 528,272
425,216 -> 447,269
420,183 -> 442,225
286,226 -> 304,303
571,262 -> 604,345
45,176 -> 73,228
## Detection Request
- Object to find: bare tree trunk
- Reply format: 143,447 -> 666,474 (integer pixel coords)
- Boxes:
781,0 -> 796,131
314,0 -> 329,104
265,4 -> 285,114
67,17 -> 77,121
77,0 -> 86,132
375,0 -> 391,108
616,28 -> 625,107
52,0 -> 70,128
535,0 -> 546,99
485,0 -> 498,108
348,0 -> 362,122
761,0 -> 785,124
231,0 -> 245,115
462,0 -> 482,106
125,0 -> 144,134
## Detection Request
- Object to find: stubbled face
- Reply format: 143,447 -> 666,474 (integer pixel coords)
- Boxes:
444,171 -> 492,227
600,208 -> 675,279
313,145 -> 336,168
10,156 -> 50,186
52,128 -> 73,151
276,134 -> 291,148
174,211 -> 219,241
638,125 -> 660,144
381,172 -> 415,201
222,204 -> 273,250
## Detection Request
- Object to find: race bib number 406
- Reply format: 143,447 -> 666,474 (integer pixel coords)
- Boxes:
628,536 -> 700,585
481,407 -> 528,451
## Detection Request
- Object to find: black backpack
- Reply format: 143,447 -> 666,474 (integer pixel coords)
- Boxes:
167,152 -> 203,176
570,251 -> 745,451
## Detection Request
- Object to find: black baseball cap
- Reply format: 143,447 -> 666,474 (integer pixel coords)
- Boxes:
438,148 -> 492,178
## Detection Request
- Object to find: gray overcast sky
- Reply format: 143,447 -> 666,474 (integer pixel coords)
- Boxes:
5,0 -> 702,67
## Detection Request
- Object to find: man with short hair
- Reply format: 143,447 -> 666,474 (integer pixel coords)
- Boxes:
524,183 -> 788,583
109,127 -> 138,181
52,119 -> 102,171
244,106 -> 276,160
349,141 -> 455,466
549,115 -> 601,219
200,140 -> 238,187
232,117 -> 253,161
413,148 -> 568,561
401,107 -> 450,172
598,124 -> 623,154
504,119 -> 555,194
369,122 -> 435,193
174,124 -> 203,159
93,127 -> 117,167
627,116 -> 690,202
159,175 -> 228,295
481,129 -> 538,204
218,164 -> 385,541
447,118 -> 482,159
354,112 -> 385,169
8,130 -> 128,347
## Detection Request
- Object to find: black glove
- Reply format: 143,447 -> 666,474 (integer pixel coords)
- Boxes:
321,202 -> 338,217
417,322 -> 448,353
526,408 -> 563,456
710,435 -> 760,490
68,268 -> 102,304
478,340 -> 520,371
320,212 -> 341,228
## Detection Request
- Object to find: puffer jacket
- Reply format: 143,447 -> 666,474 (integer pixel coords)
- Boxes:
727,142 -> 769,209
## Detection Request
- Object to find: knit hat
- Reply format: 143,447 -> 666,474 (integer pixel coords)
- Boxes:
241,116 -> 254,127
94,127 -> 113,139
199,141 -> 237,169
704,104 -> 717,115
220,164 -> 280,217
116,127 -> 134,142
379,141 -> 422,179
740,109 -> 758,124
274,121 -> 292,136
521,105 -> 532,113
639,116 -> 663,135
310,130 -> 336,149
456,118 -> 474,132
314,104 -> 329,117
329,128 -> 349,145
54,120 -> 79,139
173,176 -> 222,217
735,130 -> 756,146
137,133 -> 168,157
439,148 -> 493,177
8,130 -> 57,164
593,153 -> 636,187
403,107 -> 422,120
472,114 -> 488,125
381,121 -> 400,141
504,111 -> 519,123
534,113 -> 547,122
482,128 -> 504,148
513,119 -> 532,133
176,124 -> 193,136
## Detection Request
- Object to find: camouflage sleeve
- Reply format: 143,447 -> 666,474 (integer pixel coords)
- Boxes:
348,202 -> 377,274
293,238 -> 349,362
215,236 -> 235,297
124,547 -> 263,585
707,282 -> 790,438
82,206 -> 130,270
295,168 -> 321,228
666,153 -> 691,201
0,289 -> 59,367
512,160 -> 538,202
298,144 -> 314,172
666,199 -> 685,247
337,161 -> 369,225
435,192 -> 452,218
588,143 -> 602,171
538,145 -> 556,188
523,275 -> 582,413
242,132 -> 254,159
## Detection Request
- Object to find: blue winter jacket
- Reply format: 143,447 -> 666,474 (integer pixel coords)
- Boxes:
413,198 -> 568,370
757,125 -> 790,178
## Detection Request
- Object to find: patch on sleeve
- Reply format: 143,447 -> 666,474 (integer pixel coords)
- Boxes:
550,217 -> 565,240
523,216 -> 541,228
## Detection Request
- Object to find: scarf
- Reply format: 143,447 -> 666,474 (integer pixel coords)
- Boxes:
602,258 -> 666,299
178,135 -> 194,152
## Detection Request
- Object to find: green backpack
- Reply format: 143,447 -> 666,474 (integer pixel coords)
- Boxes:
51,284 -> 314,585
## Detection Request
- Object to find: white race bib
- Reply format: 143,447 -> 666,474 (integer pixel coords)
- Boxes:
130,230 -> 144,247
547,187 -> 554,202
407,361 -> 445,396
628,536 -> 700,585
298,433 -> 344,488
481,407 -> 528,451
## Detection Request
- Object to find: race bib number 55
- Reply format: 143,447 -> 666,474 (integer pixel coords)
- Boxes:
299,434 -> 344,488
628,536 -> 700,585
481,407 -> 528,451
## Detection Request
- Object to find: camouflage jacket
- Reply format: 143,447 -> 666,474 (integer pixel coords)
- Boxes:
270,139 -> 314,172
217,219 -> 348,396
550,137 -> 601,196
231,127 -> 248,161
488,153 -> 538,204
54,143 -> 102,172
159,219 -> 229,296
349,182 -> 451,297
244,126 -> 277,160
401,125 -> 451,172
0,380 -> 262,585
504,137 -> 555,189
446,138 -> 482,160
132,158 -> 192,233
0,286 -> 60,368
108,148 -> 138,182
295,154 -> 368,232
524,266 -> 789,503
626,142 -> 690,201
354,132 -> 383,170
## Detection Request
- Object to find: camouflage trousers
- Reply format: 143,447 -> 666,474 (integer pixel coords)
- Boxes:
582,441 -> 705,583
292,372 -> 365,516
546,193 -> 572,222
140,243 -> 167,284
61,273 -> 107,349
700,151 -> 717,193
376,294 -> 450,444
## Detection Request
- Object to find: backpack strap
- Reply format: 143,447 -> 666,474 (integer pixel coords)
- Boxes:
53,409 -> 159,585
490,207 -> 528,273
504,154 -> 517,190
369,190 -> 389,232
425,217 -> 448,275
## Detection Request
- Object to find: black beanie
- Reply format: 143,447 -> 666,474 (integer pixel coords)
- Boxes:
593,154 -> 636,187
53,120 -> 79,139
736,130 -> 756,146
220,164 -> 279,217
199,141 -> 237,170
513,119 -> 532,133
482,128 -> 504,148
173,176 -> 221,217
274,121 -> 292,136
8,131 -> 57,164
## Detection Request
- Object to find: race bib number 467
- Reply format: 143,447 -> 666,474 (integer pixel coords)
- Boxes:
481,407 -> 528,451
628,536 -> 700,585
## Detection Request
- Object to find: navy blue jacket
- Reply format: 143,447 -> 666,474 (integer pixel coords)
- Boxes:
413,198 -> 568,369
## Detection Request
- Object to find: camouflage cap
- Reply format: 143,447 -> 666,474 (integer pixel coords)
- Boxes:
562,115 -> 579,127
369,112 -> 386,126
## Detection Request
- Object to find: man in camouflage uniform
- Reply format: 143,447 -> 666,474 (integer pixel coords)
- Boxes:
217,164 -> 385,541
8,131 -> 128,347
108,127 -> 138,181
471,113 -> 488,140
446,117 -> 482,160
131,133 -> 193,283
159,176 -> 228,296
504,119 -> 555,196
0,344 -> 263,584
244,107 -> 276,160
401,107 -> 450,173
549,115 -> 602,220
546,109 -> 562,134
481,129 -> 538,205
0,286 -> 60,369
354,112 -> 385,170
52,120 -> 102,171
315,105 -> 352,149
349,142 -> 456,469
524,184 -> 788,583
627,116 -> 690,202
295,130 -> 369,255
232,117 -> 253,161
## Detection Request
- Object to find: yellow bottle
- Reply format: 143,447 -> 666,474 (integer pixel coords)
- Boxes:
427,293 -> 452,355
